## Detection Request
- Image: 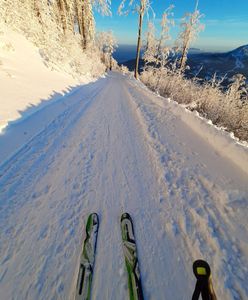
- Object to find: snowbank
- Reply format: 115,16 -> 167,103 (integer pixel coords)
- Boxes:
133,79 -> 248,176
0,24 -> 94,133
178,106 -> 248,176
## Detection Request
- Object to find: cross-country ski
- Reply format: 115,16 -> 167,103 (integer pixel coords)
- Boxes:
75,213 -> 99,300
120,213 -> 144,300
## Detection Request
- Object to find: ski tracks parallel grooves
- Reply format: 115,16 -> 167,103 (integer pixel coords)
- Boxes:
0,73 -> 247,300
0,78 -> 110,300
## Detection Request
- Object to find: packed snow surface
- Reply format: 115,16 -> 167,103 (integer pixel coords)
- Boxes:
0,73 -> 248,300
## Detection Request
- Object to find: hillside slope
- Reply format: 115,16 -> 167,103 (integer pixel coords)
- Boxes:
0,24 -> 102,133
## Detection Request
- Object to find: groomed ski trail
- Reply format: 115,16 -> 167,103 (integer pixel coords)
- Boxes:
0,72 -> 247,300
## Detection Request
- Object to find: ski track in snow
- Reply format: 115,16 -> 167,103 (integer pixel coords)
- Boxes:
0,72 -> 248,300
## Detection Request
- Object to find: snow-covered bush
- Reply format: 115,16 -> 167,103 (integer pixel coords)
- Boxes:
119,64 -> 129,74
141,67 -> 248,141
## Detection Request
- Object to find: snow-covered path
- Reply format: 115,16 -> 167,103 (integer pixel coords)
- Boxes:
0,72 -> 248,300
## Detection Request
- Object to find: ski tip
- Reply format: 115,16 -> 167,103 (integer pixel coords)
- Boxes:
193,260 -> 211,279
121,212 -> 132,221
89,212 -> 99,217
89,212 -> 99,223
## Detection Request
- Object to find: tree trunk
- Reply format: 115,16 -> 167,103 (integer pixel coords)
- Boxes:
33,0 -> 43,25
74,0 -> 82,35
179,13 -> 194,71
179,42 -> 189,71
57,0 -> 68,33
110,55 -> 112,70
81,0 -> 94,50
81,3 -> 87,49
134,5 -> 144,79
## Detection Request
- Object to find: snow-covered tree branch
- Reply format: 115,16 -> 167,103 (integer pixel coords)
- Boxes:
176,2 -> 204,70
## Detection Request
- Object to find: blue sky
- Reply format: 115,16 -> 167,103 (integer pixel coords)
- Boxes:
95,0 -> 248,52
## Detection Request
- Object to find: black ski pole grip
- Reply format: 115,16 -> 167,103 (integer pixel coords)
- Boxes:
192,260 -> 217,300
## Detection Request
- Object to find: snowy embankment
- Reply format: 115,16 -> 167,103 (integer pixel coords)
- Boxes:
134,80 -> 248,176
0,72 -> 248,300
0,24 -> 95,133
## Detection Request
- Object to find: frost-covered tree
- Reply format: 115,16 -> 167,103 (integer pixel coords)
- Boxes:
92,0 -> 111,15
143,5 -> 174,90
81,0 -> 95,49
56,0 -> 74,34
77,0 -> 111,49
157,5 -> 174,67
143,21 -> 157,67
119,0 -> 152,79
74,0 -> 83,34
0,0 -> 108,77
32,0 -> 43,25
140,1 -> 248,142
144,5 -> 174,67
120,64 -> 129,74
177,0 -> 204,70
227,74 -> 247,101
96,31 -> 117,70
104,31 -> 118,70
153,6 -> 175,90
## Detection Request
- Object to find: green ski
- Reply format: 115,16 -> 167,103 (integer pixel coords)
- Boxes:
120,212 -> 144,300
75,213 -> 99,300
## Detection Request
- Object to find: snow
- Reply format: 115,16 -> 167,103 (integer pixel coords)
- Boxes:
0,24 -> 94,133
230,45 -> 248,69
0,71 -> 248,299
234,57 -> 244,69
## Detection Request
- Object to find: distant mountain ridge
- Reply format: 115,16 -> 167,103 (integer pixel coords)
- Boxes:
228,44 -> 248,58
121,45 -> 248,82
114,45 -> 203,63
187,44 -> 248,80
